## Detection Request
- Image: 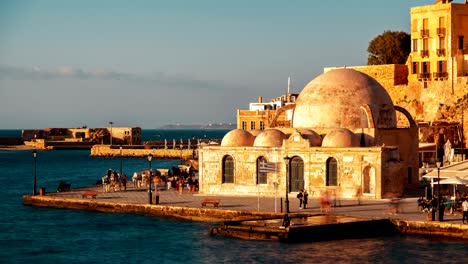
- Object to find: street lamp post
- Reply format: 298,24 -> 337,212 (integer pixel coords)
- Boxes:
283,156 -> 290,213
119,146 -> 123,179
148,154 -> 153,204
33,150 -> 37,195
109,121 -> 114,145
436,161 -> 441,221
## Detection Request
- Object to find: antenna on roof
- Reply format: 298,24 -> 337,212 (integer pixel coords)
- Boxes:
287,76 -> 291,94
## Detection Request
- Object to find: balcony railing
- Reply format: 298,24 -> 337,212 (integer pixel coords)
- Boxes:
436,49 -> 446,56
421,29 -> 430,37
420,50 -> 429,57
436,28 -> 446,36
418,72 -> 431,79
433,72 -> 448,78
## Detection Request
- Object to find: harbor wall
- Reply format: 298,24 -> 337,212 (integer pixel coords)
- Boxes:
90,145 -> 196,159
22,195 -> 278,222
22,195 -> 468,240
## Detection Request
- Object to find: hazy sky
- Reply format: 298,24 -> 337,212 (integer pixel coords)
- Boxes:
0,0 -> 432,129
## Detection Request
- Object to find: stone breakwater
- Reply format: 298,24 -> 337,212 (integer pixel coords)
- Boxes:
91,145 -> 195,159
391,219 -> 468,239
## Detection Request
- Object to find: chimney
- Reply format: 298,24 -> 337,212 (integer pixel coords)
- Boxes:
258,96 -> 263,103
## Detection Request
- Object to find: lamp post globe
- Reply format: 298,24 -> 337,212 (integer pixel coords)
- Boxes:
148,154 -> 153,204
109,121 -> 114,145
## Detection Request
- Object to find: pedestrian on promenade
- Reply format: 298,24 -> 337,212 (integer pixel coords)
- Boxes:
132,172 -> 138,188
303,190 -> 309,209
462,198 -> 468,224
123,174 -> 128,191
297,190 -> 303,209
320,191 -> 331,212
280,214 -> 290,229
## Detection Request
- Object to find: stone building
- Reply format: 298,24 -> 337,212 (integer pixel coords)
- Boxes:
199,69 -> 419,199
237,78 -> 299,130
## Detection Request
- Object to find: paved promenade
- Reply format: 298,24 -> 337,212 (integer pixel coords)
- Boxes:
46,184 -> 465,224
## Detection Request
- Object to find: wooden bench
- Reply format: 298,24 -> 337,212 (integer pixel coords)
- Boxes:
202,198 -> 220,208
82,190 -> 98,199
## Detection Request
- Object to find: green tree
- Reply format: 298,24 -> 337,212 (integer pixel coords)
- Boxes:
367,31 -> 411,65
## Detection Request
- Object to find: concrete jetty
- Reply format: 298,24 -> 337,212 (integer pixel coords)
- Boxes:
22,184 -> 468,241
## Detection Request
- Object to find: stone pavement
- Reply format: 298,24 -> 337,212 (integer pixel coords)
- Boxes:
48,183 -> 466,224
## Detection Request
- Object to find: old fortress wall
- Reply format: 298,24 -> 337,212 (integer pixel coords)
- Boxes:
326,64 -> 468,149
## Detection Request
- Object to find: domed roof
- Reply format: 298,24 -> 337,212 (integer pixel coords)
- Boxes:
292,68 -> 397,130
298,129 -> 322,146
253,129 -> 287,147
249,129 -> 263,137
221,129 -> 255,147
322,128 -> 359,147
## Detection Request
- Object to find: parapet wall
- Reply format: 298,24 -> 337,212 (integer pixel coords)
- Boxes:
324,64 -> 408,90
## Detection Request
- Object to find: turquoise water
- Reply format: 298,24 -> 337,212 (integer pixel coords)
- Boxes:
0,130 -> 467,263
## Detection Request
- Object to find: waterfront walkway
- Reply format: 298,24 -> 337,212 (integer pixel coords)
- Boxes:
37,184 -> 465,224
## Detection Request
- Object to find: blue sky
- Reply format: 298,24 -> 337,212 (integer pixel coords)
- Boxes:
0,0 -> 432,129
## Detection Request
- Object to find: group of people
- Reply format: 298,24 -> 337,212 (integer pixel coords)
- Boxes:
418,193 -> 468,224
296,189 -> 309,209
129,171 -> 199,194
102,169 -> 128,192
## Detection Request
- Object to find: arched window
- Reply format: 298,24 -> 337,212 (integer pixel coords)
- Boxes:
222,155 -> 234,183
290,156 -> 304,192
256,156 -> 268,184
326,157 -> 338,186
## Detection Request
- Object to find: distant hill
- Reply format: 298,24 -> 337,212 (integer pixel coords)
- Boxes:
159,123 -> 236,130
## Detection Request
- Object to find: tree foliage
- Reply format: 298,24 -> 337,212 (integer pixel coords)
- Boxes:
367,31 -> 411,65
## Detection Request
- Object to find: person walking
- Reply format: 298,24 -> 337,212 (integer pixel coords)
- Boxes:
462,198 -> 468,224
303,190 -> 309,209
297,190 -> 304,209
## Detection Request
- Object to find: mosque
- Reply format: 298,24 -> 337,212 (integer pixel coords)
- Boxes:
198,69 -> 419,199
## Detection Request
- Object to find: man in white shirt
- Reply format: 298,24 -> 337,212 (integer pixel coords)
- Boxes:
462,198 -> 468,224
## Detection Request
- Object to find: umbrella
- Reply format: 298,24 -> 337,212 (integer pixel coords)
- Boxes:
433,176 -> 468,196
436,176 -> 468,185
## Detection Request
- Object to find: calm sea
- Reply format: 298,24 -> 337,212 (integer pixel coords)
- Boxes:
0,129 -> 466,263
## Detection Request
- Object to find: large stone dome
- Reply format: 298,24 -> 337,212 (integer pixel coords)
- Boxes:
253,129 -> 287,147
292,68 -> 397,130
221,129 -> 255,147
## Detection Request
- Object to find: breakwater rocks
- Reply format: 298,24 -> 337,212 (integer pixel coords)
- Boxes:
91,145 -> 195,159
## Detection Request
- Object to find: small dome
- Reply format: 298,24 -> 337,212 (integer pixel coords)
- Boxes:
253,129 -> 287,147
298,129 -> 322,146
322,128 -> 359,147
249,129 -> 263,137
221,129 -> 255,147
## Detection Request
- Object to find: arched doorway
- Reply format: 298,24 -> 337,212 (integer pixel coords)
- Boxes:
290,156 -> 304,192
363,166 -> 376,194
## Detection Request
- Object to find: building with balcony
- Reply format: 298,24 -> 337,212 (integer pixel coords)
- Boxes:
409,0 -> 468,83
